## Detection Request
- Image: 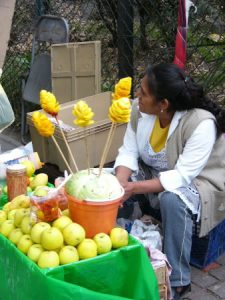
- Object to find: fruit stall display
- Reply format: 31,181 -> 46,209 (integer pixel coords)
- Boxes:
0,170 -> 159,300
0,81 -> 159,299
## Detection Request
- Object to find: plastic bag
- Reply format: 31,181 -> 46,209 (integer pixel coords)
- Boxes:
130,219 -> 162,251
0,70 -> 15,131
54,177 -> 68,210
30,188 -> 61,222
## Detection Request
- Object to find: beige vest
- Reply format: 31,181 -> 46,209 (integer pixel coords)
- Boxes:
166,109 -> 225,237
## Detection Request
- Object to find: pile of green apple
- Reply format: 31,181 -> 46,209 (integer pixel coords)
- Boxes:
0,207 -> 129,269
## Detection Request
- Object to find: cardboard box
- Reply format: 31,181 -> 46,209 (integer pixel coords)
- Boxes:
153,262 -> 167,286
27,92 -> 127,172
51,41 -> 101,103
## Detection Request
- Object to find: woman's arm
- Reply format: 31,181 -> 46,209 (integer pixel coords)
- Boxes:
116,165 -> 164,202
160,119 -> 217,190
121,178 -> 164,202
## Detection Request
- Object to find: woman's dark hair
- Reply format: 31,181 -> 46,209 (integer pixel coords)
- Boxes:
146,63 -> 225,132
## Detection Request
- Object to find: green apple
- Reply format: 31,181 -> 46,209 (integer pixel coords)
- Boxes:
0,220 -> 15,237
93,233 -> 112,254
21,160 -> 35,177
17,234 -> 33,254
20,216 -> 36,234
33,188 -> 48,197
62,223 -> 85,246
77,239 -> 97,260
52,216 -> 72,232
0,210 -> 7,225
41,227 -> 64,251
30,173 -> 48,190
110,227 -> 129,249
14,208 -> 30,227
27,244 -> 44,262
62,209 -> 70,217
7,209 -> 18,221
3,186 -> 7,194
27,187 -> 32,193
59,245 -> 79,265
8,228 -> 23,245
30,222 -> 51,243
38,251 -> 60,269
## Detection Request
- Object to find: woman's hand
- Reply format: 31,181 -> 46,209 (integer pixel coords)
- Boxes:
121,181 -> 135,203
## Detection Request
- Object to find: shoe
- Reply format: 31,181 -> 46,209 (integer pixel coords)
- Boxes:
172,284 -> 191,300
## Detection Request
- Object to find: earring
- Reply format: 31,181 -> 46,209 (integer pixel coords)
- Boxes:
160,109 -> 163,113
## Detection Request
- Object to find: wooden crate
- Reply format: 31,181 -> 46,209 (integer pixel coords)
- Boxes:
153,262 -> 166,286
159,285 -> 167,300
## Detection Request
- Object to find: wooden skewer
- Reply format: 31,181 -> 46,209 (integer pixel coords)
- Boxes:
55,117 -> 79,173
103,124 -> 117,167
98,123 -> 116,175
51,135 -> 73,174
84,133 -> 90,174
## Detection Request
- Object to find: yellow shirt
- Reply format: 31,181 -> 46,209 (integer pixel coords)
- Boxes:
149,117 -> 170,152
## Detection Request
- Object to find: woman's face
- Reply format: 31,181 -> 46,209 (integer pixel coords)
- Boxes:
137,75 -> 161,115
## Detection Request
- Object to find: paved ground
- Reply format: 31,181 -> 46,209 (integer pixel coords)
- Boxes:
186,255 -> 225,300
0,127 -> 225,299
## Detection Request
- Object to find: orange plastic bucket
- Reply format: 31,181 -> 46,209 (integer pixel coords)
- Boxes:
67,193 -> 123,238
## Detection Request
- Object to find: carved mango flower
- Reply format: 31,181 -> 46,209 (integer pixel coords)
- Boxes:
109,97 -> 131,123
40,90 -> 60,116
32,111 -> 55,137
72,100 -> 95,127
112,77 -> 132,100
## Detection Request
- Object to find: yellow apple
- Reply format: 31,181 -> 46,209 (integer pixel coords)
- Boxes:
27,244 -> 44,262
110,227 -> 129,249
30,173 -> 48,190
14,208 -> 30,227
52,216 -> 72,232
77,239 -> 97,260
21,160 -> 35,177
8,228 -> 23,245
59,245 -> 79,265
0,220 -> 15,237
7,209 -> 18,221
20,216 -> 36,234
41,227 -> 64,251
93,233 -> 112,254
38,251 -> 60,269
3,202 -> 11,214
62,223 -> 85,246
30,222 -> 51,243
62,209 -> 70,217
0,210 -> 7,225
17,234 -> 33,254
33,187 -> 48,197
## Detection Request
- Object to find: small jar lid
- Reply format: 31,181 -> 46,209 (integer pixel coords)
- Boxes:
6,164 -> 26,173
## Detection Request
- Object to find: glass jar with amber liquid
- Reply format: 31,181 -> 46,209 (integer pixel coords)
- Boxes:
6,164 -> 27,201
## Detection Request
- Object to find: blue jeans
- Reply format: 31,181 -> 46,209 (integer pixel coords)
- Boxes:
119,191 -> 193,287
160,192 -> 193,287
